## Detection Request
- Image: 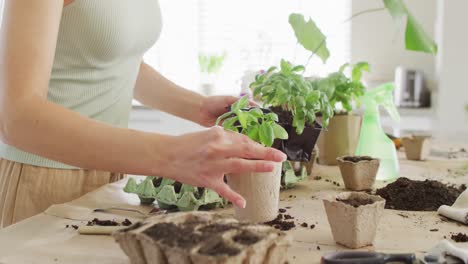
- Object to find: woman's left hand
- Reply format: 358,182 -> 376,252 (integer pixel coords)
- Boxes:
198,96 -> 240,127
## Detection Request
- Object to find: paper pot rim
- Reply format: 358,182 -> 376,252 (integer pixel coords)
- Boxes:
322,192 -> 385,208
401,135 -> 432,141
336,156 -> 380,166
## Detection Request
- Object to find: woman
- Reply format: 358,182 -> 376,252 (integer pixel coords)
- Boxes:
0,0 -> 286,227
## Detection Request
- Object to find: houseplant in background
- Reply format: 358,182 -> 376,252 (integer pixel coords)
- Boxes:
198,52 -> 226,95
249,59 -> 333,187
250,59 -> 333,162
217,96 -> 288,222
311,62 -> 370,165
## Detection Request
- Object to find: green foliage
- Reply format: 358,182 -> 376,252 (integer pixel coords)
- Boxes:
288,13 -> 330,63
216,96 -> 288,147
198,53 -> 226,74
383,0 -> 437,54
312,62 -> 370,112
250,59 -> 334,133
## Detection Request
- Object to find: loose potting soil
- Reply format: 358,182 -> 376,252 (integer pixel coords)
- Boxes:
451,233 -> 468,243
143,221 -> 267,257
376,177 -> 462,211
264,214 -> 296,231
336,198 -> 375,208
342,156 -> 375,163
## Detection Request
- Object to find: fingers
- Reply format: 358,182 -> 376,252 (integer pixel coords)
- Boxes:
215,158 -> 278,174
212,182 -> 246,209
218,142 -> 286,162
206,127 -> 286,162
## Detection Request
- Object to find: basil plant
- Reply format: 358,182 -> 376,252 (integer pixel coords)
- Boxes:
216,96 -> 288,147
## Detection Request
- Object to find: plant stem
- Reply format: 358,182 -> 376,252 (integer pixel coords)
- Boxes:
343,7 -> 386,23
304,37 -> 327,70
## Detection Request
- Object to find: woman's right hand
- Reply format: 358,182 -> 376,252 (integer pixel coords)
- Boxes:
159,126 -> 286,209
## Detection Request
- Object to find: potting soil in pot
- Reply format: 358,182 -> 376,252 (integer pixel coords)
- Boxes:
113,211 -> 292,264
270,106 -> 321,162
376,177 -> 463,211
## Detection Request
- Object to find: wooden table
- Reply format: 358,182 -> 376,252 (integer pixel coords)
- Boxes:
0,142 -> 467,264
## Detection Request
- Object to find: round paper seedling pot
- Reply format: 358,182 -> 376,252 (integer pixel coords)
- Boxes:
402,135 -> 431,161
323,192 -> 385,249
336,156 -> 380,191
227,162 -> 282,223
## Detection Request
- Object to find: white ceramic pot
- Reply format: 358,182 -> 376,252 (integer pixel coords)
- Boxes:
227,162 -> 282,223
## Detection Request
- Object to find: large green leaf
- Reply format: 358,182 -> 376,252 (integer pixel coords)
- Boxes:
383,0 -> 437,54
289,13 -> 330,63
259,123 -> 275,147
272,123 -> 288,140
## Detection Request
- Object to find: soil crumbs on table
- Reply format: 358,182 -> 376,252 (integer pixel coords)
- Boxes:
336,198 -> 375,208
376,177 -> 462,211
264,214 -> 296,231
87,218 -> 133,226
451,233 -> 468,243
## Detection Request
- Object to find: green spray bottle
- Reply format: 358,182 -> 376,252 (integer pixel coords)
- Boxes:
355,83 -> 400,181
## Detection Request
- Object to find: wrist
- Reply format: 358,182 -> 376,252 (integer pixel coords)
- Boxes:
143,132 -> 177,178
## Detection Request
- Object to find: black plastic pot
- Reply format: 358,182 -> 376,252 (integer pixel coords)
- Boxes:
270,106 -> 322,162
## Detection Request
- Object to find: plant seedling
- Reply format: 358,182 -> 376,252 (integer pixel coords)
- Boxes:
250,59 -> 333,134
312,62 -> 370,113
216,96 -> 288,147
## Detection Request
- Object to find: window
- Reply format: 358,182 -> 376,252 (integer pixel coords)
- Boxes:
144,0 -> 351,96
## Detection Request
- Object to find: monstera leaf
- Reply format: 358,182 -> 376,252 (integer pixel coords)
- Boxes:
289,13 -> 330,63
383,0 -> 437,54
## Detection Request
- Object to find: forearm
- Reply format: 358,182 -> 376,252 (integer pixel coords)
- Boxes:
1,96 -> 172,176
134,63 -> 206,125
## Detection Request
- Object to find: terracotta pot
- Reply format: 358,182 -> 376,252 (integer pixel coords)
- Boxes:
323,192 -> 385,249
227,162 -> 282,223
336,156 -> 380,191
402,135 -> 431,161
317,114 -> 362,165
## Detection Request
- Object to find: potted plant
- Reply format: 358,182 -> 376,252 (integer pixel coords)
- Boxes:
336,156 -> 380,191
124,177 -> 226,211
198,52 -> 226,95
217,96 -> 288,223
401,135 -> 431,161
323,192 -> 385,249
312,62 -> 369,165
250,59 -> 333,163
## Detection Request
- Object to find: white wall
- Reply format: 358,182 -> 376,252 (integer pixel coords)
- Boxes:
351,0 -> 437,90
434,0 -> 468,136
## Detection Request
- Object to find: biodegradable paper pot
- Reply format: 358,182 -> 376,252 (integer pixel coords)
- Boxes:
323,192 -> 385,249
114,212 -> 292,264
227,162 -> 282,223
317,114 -> 362,165
402,135 -> 431,161
336,156 -> 380,191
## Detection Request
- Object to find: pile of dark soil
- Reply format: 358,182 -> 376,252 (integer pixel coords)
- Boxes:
342,156 -> 375,163
336,198 -> 375,208
451,233 -> 468,243
376,177 -> 462,211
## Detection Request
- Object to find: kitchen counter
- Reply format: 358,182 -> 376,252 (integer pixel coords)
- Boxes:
0,141 -> 467,264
